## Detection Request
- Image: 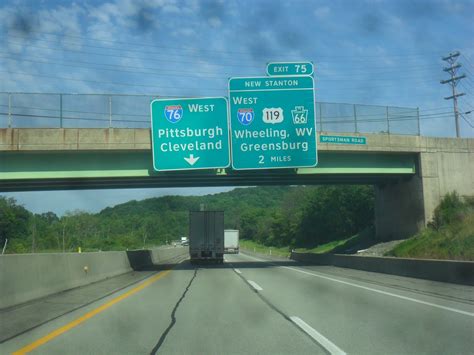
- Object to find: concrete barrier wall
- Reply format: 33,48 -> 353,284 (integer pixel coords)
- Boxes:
291,252 -> 474,286
151,246 -> 189,264
126,250 -> 154,271
0,247 -> 190,309
0,251 -> 132,309
127,246 -> 189,270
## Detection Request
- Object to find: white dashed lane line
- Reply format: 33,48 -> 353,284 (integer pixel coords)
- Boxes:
247,280 -> 263,291
290,316 -> 346,355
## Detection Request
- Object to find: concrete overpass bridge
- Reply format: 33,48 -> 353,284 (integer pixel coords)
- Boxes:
1,128 -> 473,240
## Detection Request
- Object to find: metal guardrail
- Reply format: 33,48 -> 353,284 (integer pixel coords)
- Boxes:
0,92 -> 420,135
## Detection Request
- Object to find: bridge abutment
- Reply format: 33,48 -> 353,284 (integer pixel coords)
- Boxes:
375,145 -> 474,240
375,174 -> 425,241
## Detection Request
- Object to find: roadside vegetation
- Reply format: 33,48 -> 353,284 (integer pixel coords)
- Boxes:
386,192 -> 474,261
239,240 -> 291,258
0,185 -> 375,254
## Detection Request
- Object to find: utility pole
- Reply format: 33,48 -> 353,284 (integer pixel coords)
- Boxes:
440,51 -> 466,137
62,223 -> 66,253
31,219 -> 36,253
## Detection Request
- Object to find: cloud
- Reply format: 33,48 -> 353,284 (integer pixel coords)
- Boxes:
9,11 -> 38,36
314,6 -> 331,19
198,0 -> 226,27
0,0 -> 472,141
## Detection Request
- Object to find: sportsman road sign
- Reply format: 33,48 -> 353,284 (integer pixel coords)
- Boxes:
228,75 -> 317,170
150,97 -> 230,171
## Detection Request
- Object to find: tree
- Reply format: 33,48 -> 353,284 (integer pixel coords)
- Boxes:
297,186 -> 374,247
0,197 -> 31,252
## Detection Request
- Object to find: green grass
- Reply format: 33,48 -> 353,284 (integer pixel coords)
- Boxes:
240,240 -> 291,257
240,227 -> 376,256
293,227 -> 376,254
386,212 -> 474,261
294,238 -> 352,254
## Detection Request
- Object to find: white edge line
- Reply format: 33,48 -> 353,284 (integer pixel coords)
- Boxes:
290,316 -> 346,355
247,280 -> 263,291
234,268 -> 242,274
281,266 -> 474,317
239,252 -> 474,317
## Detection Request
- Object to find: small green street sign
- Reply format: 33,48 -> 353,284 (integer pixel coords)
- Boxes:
266,61 -> 314,76
229,76 -> 317,170
320,135 -> 367,145
150,97 -> 230,171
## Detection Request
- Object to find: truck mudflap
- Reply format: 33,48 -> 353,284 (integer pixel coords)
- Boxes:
190,258 -> 224,265
190,251 -> 224,264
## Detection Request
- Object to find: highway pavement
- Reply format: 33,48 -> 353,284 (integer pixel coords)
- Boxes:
1,252 -> 473,354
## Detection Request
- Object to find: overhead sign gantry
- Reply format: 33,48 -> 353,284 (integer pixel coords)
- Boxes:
150,61 -> 317,172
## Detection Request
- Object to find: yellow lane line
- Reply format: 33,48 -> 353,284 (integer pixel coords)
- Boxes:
12,270 -> 172,355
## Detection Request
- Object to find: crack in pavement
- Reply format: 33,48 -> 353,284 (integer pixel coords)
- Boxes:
228,262 -> 331,354
150,268 -> 198,354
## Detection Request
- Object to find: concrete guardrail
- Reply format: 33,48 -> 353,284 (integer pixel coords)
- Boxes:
127,246 -> 189,270
0,251 -> 132,309
0,246 -> 189,309
291,252 -> 474,286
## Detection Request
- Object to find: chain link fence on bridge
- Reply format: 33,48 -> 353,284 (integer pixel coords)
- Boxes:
0,93 -> 420,135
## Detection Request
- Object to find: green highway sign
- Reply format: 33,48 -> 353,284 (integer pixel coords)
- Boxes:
320,135 -> 367,145
229,76 -> 317,170
266,61 -> 314,76
150,97 -> 230,171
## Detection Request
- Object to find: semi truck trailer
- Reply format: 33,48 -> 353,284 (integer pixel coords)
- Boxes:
224,229 -> 239,254
189,211 -> 224,264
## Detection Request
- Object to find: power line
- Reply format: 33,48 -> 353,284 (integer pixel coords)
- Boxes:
460,113 -> 474,128
0,70 -> 225,91
0,55 -> 442,82
460,97 -> 474,110
461,54 -> 474,70
0,52 -> 239,76
4,33 -> 261,64
0,23 -> 455,59
2,39 -> 262,69
0,55 -> 227,80
1,68 -> 442,93
0,50 -> 443,78
460,83 -> 473,95
0,105 -> 454,122
1,37 -> 445,74
0,110 -> 454,126
460,80 -> 474,92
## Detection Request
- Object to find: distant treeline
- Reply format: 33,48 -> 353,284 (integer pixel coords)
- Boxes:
0,185 -> 375,253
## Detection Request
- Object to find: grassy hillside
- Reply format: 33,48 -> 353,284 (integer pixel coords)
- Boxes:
386,193 -> 474,261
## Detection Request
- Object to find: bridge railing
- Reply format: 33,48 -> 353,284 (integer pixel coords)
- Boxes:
0,93 -> 420,135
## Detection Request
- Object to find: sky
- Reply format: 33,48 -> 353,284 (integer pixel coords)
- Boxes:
0,0 -> 473,215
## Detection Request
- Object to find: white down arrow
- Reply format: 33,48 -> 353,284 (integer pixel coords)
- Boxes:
184,154 -> 200,166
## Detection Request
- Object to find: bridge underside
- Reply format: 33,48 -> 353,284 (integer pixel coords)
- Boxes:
0,151 -> 416,192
